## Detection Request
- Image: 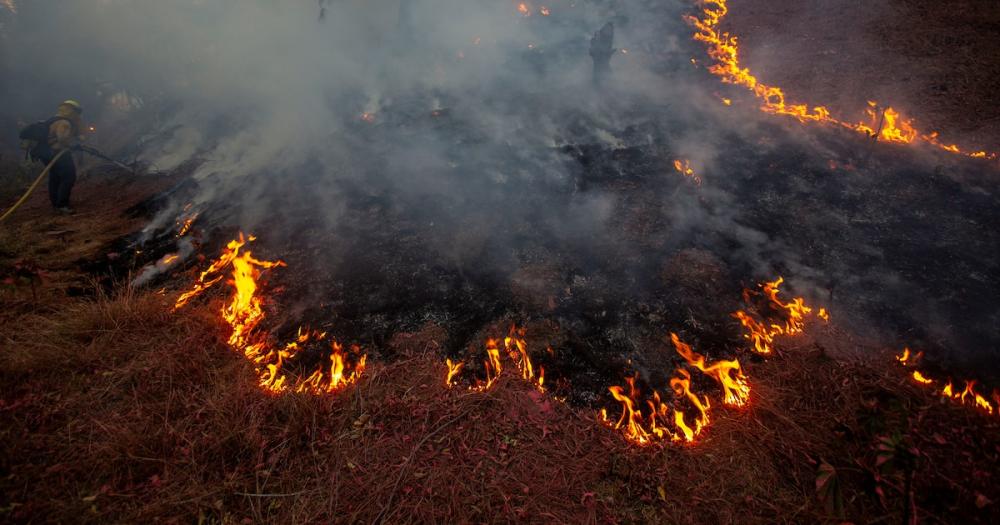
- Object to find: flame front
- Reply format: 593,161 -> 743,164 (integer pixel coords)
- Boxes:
176,234 -> 366,395
687,0 -> 997,160
894,348 -> 995,416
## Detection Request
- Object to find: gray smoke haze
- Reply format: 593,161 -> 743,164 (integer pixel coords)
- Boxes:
4,0 -> 995,378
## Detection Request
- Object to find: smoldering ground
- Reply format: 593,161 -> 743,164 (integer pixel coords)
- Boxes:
2,0 -> 998,398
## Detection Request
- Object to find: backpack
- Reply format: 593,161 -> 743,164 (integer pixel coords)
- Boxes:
18,117 -> 70,160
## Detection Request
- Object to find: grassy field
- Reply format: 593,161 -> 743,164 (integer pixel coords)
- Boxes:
1,167 -> 998,523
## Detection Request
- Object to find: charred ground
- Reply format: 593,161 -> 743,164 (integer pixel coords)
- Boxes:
2,0 -> 1000,523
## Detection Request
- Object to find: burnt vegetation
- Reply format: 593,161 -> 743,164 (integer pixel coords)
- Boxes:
2,0 -> 1000,523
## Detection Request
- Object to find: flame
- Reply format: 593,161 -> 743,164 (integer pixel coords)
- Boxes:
176,234 -> 366,395
174,234 -> 252,309
670,369 -> 711,443
672,159 -> 703,185
607,377 -> 653,445
687,0 -> 997,160
732,310 -> 776,355
176,213 -> 198,237
895,353 -> 994,416
445,358 -> 464,387
462,325 -> 545,392
670,333 -> 749,407
732,277 -> 825,355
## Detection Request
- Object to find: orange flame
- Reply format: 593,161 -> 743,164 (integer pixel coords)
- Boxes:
895,354 -> 994,416
733,277 -> 826,355
911,370 -> 933,385
445,358 -> 464,387
464,325 -> 545,392
687,0 -> 997,160
670,333 -> 750,407
607,377 -> 653,445
670,369 -> 711,443
176,234 -> 366,395
672,159 -> 703,185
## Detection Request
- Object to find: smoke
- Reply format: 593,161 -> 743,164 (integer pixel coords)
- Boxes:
3,0 -> 996,379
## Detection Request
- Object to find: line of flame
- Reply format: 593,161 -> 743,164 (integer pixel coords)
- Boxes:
896,348 -> 995,416
176,234 -> 366,395
687,0 -> 997,160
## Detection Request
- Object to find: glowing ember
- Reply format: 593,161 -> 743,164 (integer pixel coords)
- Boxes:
672,159 -> 702,185
912,370 -> 933,385
687,0 -> 997,160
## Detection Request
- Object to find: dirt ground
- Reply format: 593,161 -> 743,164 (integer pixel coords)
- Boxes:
725,0 -> 1000,152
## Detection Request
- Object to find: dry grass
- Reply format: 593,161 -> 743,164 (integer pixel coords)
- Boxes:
2,284 -> 998,523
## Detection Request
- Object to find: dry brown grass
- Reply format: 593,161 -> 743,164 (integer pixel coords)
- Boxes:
3,282 -> 998,524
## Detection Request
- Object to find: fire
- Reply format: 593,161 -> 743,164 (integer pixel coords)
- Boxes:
176,213 -> 198,237
670,369 -> 711,443
602,334 -> 747,446
687,0 -> 997,160
175,234 -> 366,395
732,310 -> 776,355
894,350 -> 994,416
174,234 -> 253,309
671,333 -> 749,407
732,277 -> 826,355
672,159 -> 702,185
606,377 -> 654,445
445,358 -> 464,387
460,325 -> 545,392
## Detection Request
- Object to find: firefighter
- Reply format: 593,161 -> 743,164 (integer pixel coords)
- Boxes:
37,100 -> 85,214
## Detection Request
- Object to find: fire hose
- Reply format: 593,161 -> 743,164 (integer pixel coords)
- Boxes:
0,149 -> 69,223
0,145 -> 136,223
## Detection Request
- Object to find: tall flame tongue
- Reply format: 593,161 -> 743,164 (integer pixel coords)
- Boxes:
175,234 -> 366,394
687,0 -> 997,160
670,369 -> 711,443
671,333 -> 750,407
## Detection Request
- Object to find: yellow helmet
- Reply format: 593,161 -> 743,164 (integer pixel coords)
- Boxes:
60,99 -> 83,113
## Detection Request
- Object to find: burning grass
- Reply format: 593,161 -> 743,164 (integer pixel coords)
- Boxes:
2,277 -> 999,523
